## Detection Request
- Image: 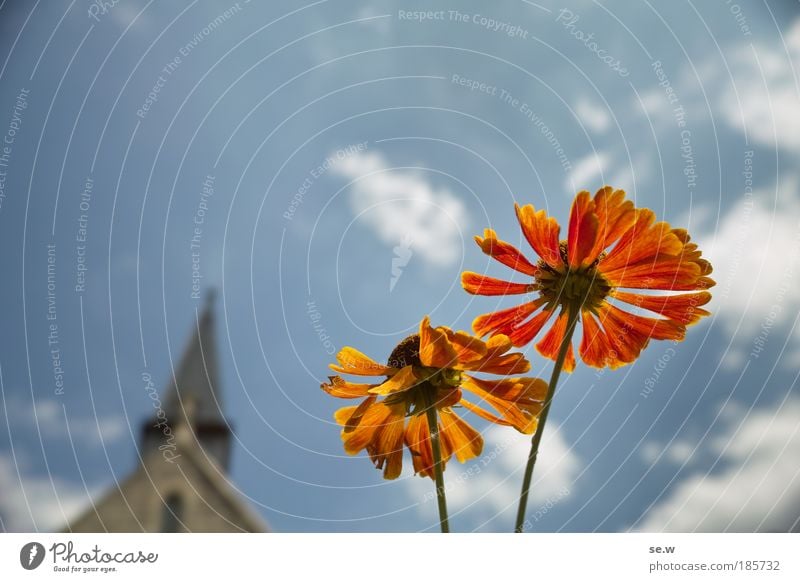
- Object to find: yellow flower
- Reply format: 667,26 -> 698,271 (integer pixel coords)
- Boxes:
323,316 -> 547,479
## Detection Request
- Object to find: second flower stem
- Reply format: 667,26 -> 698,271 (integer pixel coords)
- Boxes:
514,306 -> 580,533
423,387 -> 450,533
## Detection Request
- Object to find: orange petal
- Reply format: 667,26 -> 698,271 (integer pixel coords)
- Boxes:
515,203 -> 562,268
404,413 -> 445,478
535,310 -> 577,372
339,398 -> 394,455
472,300 -> 541,337
439,409 -> 483,463
604,303 -> 686,342
602,257 -> 706,290
610,290 -> 711,325
367,403 -> 406,479
419,316 -> 458,368
507,306 -> 556,347
369,365 -> 420,396
466,348 -> 531,375
330,347 -> 394,376
445,329 -> 488,364
463,374 -> 548,403
475,229 -> 539,276
321,376 -> 374,399
460,388 -> 541,434
601,210 -> 683,272
567,190 -> 599,268
461,272 -> 534,296
589,186 -> 636,259
579,311 -> 616,368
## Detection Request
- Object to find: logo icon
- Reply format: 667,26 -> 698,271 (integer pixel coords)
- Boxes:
20,542 -> 45,570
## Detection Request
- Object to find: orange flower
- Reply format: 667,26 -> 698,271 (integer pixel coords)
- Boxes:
322,317 -> 547,479
462,187 -> 714,370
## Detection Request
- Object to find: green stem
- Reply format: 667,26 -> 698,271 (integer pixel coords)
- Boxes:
423,387 -> 450,533
514,306 -> 580,533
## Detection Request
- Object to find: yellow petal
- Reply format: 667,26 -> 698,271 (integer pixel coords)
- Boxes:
368,365 -> 419,396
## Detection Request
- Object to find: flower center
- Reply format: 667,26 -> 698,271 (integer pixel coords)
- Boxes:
534,241 -> 611,313
386,334 -> 462,412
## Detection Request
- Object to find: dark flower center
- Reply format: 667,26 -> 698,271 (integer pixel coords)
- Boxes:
534,241 -> 611,313
386,333 -> 461,413
387,334 -> 422,369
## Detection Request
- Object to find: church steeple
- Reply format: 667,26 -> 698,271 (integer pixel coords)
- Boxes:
140,291 -> 233,471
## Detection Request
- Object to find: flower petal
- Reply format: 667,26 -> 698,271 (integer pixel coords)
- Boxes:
578,311 -> 616,368
461,272 -> 534,296
367,403 -> 406,479
368,365 -> 420,396
445,329 -> 488,364
515,203 -> 562,268
460,386 -> 541,434
535,310 -> 577,373
439,409 -> 484,463
601,209 -> 683,272
567,190 -> 600,268
610,290 -> 711,324
463,375 -> 548,403
404,413 -> 448,478
321,376 -> 374,399
329,347 -> 394,376
419,316 -> 458,368
588,186 -> 636,259
472,300 -> 541,337
507,306 -> 556,347
339,398 -> 394,455
475,229 -> 539,276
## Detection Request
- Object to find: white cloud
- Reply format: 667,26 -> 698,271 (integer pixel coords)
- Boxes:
718,18 -> 800,151
5,396 -> 127,448
575,99 -> 612,133
564,151 -> 611,193
638,399 -> 800,532
333,151 -> 468,266
699,178 -> 800,366
0,455 -> 94,532
402,424 -> 580,531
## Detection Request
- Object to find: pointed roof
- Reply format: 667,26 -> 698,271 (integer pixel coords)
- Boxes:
162,291 -> 224,426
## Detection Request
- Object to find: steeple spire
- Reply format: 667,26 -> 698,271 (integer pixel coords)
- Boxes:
141,290 -> 232,470
162,290 -> 223,426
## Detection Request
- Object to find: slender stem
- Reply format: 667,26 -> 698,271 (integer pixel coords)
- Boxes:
514,306 -> 580,533
423,387 -> 450,533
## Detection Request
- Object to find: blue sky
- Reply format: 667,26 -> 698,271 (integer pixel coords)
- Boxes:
1,0 -> 799,532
